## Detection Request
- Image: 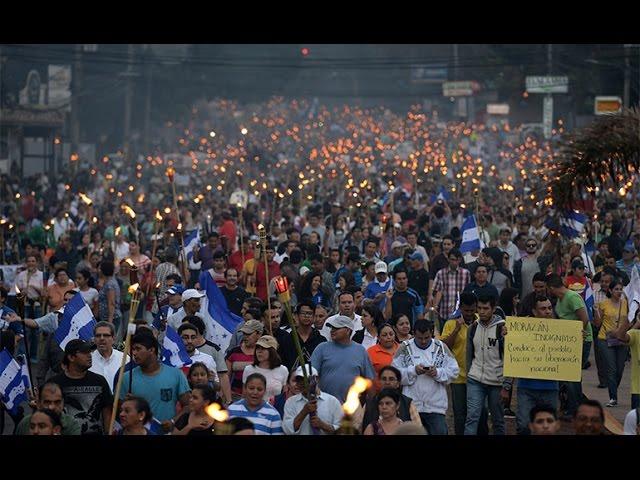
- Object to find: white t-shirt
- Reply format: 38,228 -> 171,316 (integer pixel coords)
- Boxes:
242,365 -> 289,400
79,288 -> 99,308
623,408 -> 639,435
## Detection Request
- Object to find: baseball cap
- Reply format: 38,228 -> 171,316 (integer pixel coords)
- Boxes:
299,266 -> 311,276
375,261 -> 388,274
182,289 -> 205,302
63,339 -> 96,364
409,252 -> 424,262
255,335 -> 279,350
393,222 -> 402,229
239,319 -> 264,335
391,240 -> 404,250
294,364 -> 319,378
325,315 -> 354,331
167,285 -> 185,296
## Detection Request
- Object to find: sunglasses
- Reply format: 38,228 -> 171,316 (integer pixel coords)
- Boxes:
526,244 -> 537,248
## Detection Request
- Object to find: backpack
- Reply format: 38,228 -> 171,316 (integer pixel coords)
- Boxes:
468,320 -> 505,360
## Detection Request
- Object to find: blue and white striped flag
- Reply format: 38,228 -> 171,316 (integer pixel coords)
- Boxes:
429,185 -> 452,204
184,227 -> 202,269
583,281 -> 595,322
160,325 -> 192,368
198,271 -> 243,352
459,215 -> 483,254
0,349 -> 30,415
54,293 -> 97,350
449,292 -> 461,319
378,186 -> 399,208
545,210 -> 587,239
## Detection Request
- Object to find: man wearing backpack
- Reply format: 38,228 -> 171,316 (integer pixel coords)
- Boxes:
464,294 -> 509,435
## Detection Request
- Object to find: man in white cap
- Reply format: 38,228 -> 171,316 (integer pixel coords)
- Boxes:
363,261 -> 393,310
282,364 -> 343,435
167,288 -> 205,330
311,315 -> 375,402
384,239 -> 406,265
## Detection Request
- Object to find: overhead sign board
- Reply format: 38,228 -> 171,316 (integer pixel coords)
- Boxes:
411,65 -> 448,83
526,76 -> 568,94
487,103 -> 510,115
594,96 -> 622,115
443,81 -> 481,97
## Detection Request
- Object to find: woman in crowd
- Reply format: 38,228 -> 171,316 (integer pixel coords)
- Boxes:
97,260 -> 122,339
298,273 -> 330,308
595,278 -> 629,407
225,322 -> 262,399
118,396 -> 155,436
227,373 -> 283,435
47,268 -> 75,311
354,304 -> 384,350
367,322 -> 399,392
242,335 -> 289,402
390,313 -> 413,343
172,385 -> 216,436
313,303 -> 330,330
75,268 -> 99,312
363,388 -> 404,435
357,365 -> 421,432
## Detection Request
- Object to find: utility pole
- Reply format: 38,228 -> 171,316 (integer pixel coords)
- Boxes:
453,44 -> 459,80
70,44 -> 82,173
624,44 -> 631,109
143,45 -> 153,154
122,44 -> 135,163
543,44 -> 554,139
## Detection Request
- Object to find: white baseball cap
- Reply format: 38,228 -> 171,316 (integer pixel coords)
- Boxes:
375,261 -> 388,274
294,364 -> 319,378
181,289 -> 205,302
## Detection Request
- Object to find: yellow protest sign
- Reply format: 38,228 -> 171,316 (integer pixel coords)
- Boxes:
504,316 -> 583,382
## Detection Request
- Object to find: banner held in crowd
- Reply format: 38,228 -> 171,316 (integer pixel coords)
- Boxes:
504,316 -> 583,382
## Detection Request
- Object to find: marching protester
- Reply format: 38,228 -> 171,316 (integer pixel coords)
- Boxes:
2,84 -> 639,438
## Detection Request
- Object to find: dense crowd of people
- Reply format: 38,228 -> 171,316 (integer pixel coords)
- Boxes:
1,96 -> 638,435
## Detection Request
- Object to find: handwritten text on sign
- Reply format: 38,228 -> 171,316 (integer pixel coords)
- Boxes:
504,317 -> 583,382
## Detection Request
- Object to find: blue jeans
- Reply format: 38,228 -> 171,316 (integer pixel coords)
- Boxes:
560,381 -> 582,416
465,378 -> 505,435
419,412 -> 448,435
515,387 -> 559,435
450,383 -> 489,436
597,339 -> 628,401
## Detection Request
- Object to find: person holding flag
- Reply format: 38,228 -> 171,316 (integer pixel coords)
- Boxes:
0,347 -> 30,429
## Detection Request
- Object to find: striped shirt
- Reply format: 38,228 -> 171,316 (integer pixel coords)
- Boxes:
433,267 -> 471,319
228,399 -> 283,435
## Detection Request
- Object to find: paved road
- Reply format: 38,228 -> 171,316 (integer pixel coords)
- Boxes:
2,347 -> 633,435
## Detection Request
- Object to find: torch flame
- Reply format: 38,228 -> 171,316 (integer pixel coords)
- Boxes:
79,193 -> 93,206
115,226 -> 121,236
166,167 -> 175,182
342,377 -> 372,415
125,258 -> 135,267
14,285 -> 21,295
122,205 -> 136,219
155,211 -> 163,221
205,403 -> 229,422
154,282 -> 161,289
128,283 -> 139,295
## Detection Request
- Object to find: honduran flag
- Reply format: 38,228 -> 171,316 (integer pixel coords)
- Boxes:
0,349 -> 30,415
198,271 -> 243,353
160,325 -> 192,368
544,210 -> 587,239
459,215 -> 483,254
429,185 -> 452,204
54,293 -> 97,350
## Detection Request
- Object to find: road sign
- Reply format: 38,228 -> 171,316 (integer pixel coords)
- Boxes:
594,96 -> 623,115
526,76 -> 569,94
443,81 -> 480,97
487,103 -> 510,115
543,95 -> 553,139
